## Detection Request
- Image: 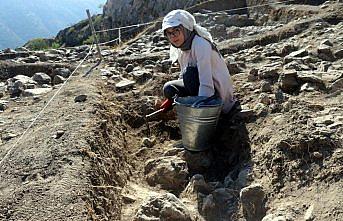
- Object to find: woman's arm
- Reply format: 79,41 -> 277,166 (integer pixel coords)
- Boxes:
193,38 -> 215,97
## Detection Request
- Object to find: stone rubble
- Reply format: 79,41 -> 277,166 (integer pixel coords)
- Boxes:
134,193 -> 192,221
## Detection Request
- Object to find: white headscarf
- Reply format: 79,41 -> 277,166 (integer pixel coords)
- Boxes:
162,9 -> 214,63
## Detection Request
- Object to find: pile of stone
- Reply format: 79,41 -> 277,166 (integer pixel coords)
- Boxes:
0,45 -> 92,63
5,68 -> 71,96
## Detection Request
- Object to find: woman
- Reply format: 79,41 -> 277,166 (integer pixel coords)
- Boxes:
160,9 -> 236,114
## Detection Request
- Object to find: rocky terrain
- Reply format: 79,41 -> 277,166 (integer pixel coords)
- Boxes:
0,0 -> 342,221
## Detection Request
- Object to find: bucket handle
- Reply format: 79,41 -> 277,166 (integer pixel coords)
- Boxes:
191,95 -> 218,108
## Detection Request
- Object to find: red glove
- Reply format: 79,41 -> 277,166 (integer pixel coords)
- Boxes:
160,99 -> 173,112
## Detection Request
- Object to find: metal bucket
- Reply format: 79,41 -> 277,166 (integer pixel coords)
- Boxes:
175,96 -> 223,151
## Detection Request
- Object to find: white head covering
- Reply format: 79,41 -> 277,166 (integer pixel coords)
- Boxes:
162,9 -> 214,63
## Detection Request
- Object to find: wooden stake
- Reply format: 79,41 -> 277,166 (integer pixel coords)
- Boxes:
86,9 -> 102,60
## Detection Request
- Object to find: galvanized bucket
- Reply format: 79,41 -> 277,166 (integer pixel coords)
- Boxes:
175,96 -> 223,151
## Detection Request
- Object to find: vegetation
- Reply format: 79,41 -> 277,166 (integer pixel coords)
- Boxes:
24,38 -> 60,51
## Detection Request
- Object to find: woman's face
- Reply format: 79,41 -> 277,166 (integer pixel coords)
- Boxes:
165,26 -> 185,47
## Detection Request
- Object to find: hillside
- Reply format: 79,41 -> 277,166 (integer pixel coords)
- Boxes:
0,0 -> 342,221
0,0 -> 105,50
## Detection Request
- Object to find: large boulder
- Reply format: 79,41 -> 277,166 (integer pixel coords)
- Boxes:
134,193 -> 192,221
6,75 -> 37,96
329,78 -> 343,92
22,88 -> 52,97
181,174 -> 215,197
240,184 -> 266,221
131,70 -> 153,84
32,72 -> 51,85
201,188 -> 237,221
144,156 -> 188,192
278,70 -> 300,93
296,71 -> 326,90
53,68 -> 71,78
284,49 -> 308,64
317,45 -> 335,61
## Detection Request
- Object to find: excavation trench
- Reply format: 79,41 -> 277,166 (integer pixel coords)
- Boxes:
84,82 -> 252,220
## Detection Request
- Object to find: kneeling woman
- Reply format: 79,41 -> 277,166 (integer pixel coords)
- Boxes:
160,9 -> 236,114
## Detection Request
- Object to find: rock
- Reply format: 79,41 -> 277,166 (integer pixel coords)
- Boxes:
279,44 -> 297,56
32,72 -> 51,85
317,45 -> 335,61
224,174 -> 234,188
284,49 -> 308,63
227,62 -> 244,75
201,188 -> 237,221
144,156 -> 188,191
47,53 -> 62,61
100,69 -> 113,77
3,48 -> 16,53
11,75 -> 36,85
283,60 -> 311,71
278,70 -> 299,93
26,84 -> 35,89
23,56 -> 39,63
254,103 -> 268,117
53,68 -> 71,78
41,84 -> 52,88
22,88 -> 52,97
262,214 -> 287,221
313,152 -> 323,159
258,67 -> 279,79
319,61 -> 331,72
240,184 -> 266,221
238,109 -> 256,120
131,70 -> 153,84
260,81 -> 272,92
152,35 -> 160,43
134,193 -> 192,221
7,75 -> 37,96
258,93 -> 271,105
53,75 -> 66,85
182,174 -> 214,197
53,130 -> 65,139
122,194 -> 136,204
329,78 -> 343,92
125,64 -> 134,73
15,47 -> 29,52
320,39 -> 333,46
236,167 -> 252,188
7,80 -> 24,97
161,59 -> 172,72
300,83 -> 318,92
334,49 -> 343,59
74,94 -> 87,102
304,205 -> 315,221
115,79 -> 136,91
0,100 -> 9,111
3,132 -> 17,141
141,137 -> 156,148
248,68 -> 258,81
226,26 -> 241,38
297,72 -> 325,89
143,64 -> 154,70
37,52 -> 49,62
313,115 -> 334,126
182,150 -> 212,174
